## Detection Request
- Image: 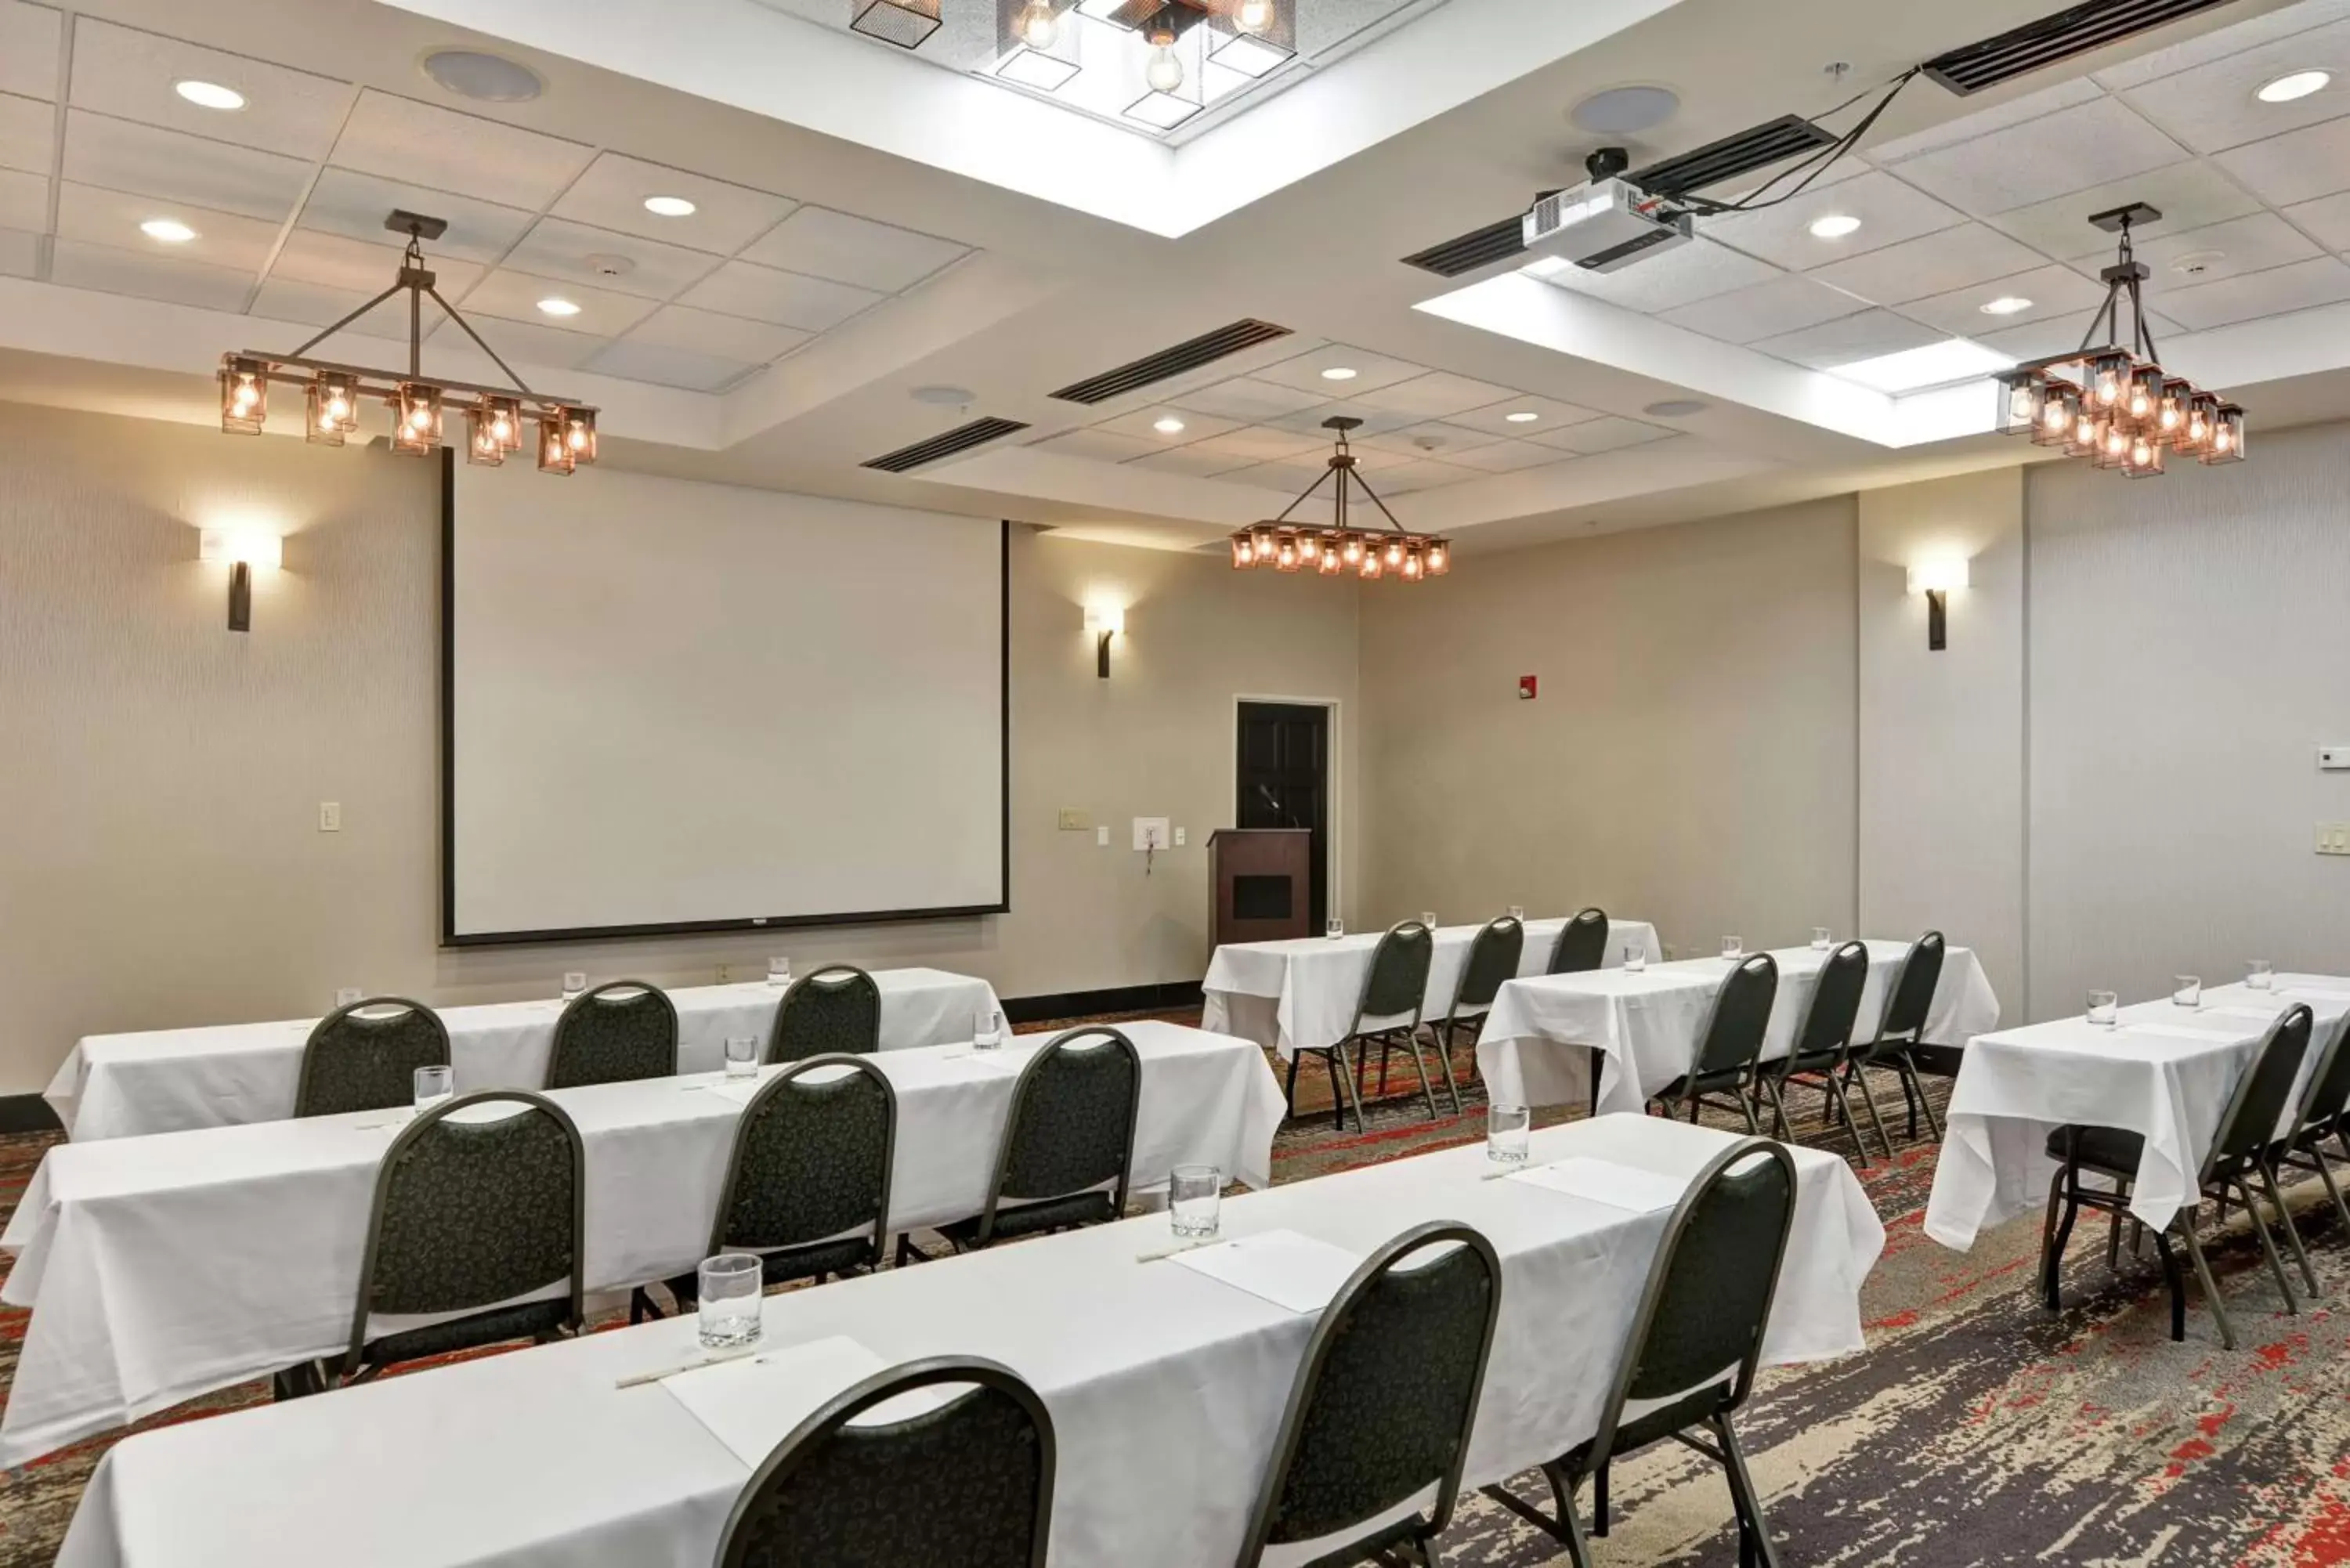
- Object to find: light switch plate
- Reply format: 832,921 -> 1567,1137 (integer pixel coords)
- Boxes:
1173,826 -> 1186,847
2319,823 -> 2350,855
2322,747 -> 2350,771
1133,816 -> 1170,851
318,801 -> 342,833
1095,825 -> 1110,847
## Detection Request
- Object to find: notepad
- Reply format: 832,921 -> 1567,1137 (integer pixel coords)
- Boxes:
1508,1155 -> 1689,1214
936,1050 -> 1021,1072
659,1335 -> 891,1468
698,1077 -> 766,1106
1167,1229 -> 1361,1313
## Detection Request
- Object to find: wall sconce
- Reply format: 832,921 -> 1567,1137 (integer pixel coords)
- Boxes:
199,529 -> 283,632
1083,602 -> 1124,678
1905,557 -> 1970,652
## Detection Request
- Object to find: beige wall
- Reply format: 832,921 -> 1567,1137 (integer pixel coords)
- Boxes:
1356,498 -> 1860,959
0,401 -> 1361,1094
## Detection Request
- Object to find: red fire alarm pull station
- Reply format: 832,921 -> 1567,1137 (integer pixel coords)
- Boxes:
1518,674 -> 1538,700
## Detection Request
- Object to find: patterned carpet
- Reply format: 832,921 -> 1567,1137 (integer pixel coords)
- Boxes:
4,1020 -> 2348,1566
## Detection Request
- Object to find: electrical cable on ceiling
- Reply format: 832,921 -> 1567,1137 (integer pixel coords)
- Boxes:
1676,67 -> 1920,216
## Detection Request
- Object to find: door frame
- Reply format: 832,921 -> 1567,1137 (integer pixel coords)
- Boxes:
1230,695 -> 1343,924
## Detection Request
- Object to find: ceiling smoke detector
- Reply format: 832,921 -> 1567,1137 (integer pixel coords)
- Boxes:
2171,249 -> 2225,276
584,253 -> 636,278
421,49 -> 544,103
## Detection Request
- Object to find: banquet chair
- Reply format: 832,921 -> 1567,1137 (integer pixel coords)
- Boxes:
1647,954 -> 1776,1134
1483,1139 -> 1798,1568
2041,1004 -> 2315,1349
544,980 -> 678,1089
1546,907 -> 1611,975
900,1026 -> 1140,1261
294,995 -> 451,1118
1752,941 -> 1877,1162
2274,1013 -> 2350,1238
1432,917 -> 1526,1118
766,964 -> 882,1062
632,1053 -> 896,1321
1234,1223 -> 1501,1568
334,1089 -> 584,1386
716,1357 -> 1054,1568
1844,930 -> 1947,1147
1286,920 -> 1437,1133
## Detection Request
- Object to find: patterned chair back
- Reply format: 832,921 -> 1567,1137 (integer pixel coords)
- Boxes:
1452,919 -> 1525,1014
768,966 -> 883,1062
717,1357 -> 1054,1568
1876,931 -> 1947,1043
992,1028 -> 1141,1216
546,981 -> 678,1089
1238,1223 -> 1502,1563
716,1054 -> 896,1259
2207,1005 -> 2315,1178
296,996 -> 450,1118
1786,941 -> 1871,1068
2290,1011 -> 2350,1143
1354,922 -> 1435,1027
1690,955 -> 1777,1082
1546,907 -> 1611,975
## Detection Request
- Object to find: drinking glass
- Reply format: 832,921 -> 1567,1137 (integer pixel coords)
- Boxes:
1506,905 -> 1526,923
1169,1165 -> 1221,1241
1624,944 -> 1647,974
1811,927 -> 1833,952
1722,936 -> 1744,961
696,1253 -> 763,1350
724,1036 -> 759,1079
973,1006 -> 1003,1051
1325,918 -> 1344,940
1419,911 -> 1439,930
2087,990 -> 2120,1028
2248,960 -> 2275,992
1488,1103 -> 1531,1165
561,971 -> 588,1003
334,987 -> 363,1010
2173,975 -> 2202,1009
413,1064 -> 454,1113
766,956 -> 791,988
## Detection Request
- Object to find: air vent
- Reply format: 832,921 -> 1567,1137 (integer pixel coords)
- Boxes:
1922,0 -> 2237,95
1401,215 -> 1531,278
1048,320 -> 1292,404
1630,114 -> 1838,197
861,417 -> 1029,473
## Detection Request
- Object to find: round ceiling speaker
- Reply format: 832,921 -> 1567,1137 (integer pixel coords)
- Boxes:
1570,85 -> 1679,135
421,49 -> 544,103
1643,399 -> 1708,417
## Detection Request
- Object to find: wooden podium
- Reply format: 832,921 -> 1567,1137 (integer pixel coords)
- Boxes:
1208,828 -> 1312,945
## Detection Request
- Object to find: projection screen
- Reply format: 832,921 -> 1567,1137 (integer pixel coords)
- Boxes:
443,457 -> 1007,943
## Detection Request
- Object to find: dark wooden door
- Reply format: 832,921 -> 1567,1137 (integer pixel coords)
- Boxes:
1235,702 -> 1329,931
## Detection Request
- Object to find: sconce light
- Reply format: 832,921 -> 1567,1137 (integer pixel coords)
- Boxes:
1905,556 -> 1970,652
1083,602 -> 1124,678
199,529 -> 283,633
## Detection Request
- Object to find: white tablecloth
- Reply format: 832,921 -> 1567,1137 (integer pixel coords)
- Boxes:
45,968 -> 1009,1142
1476,939 -> 2001,1115
0,1021 -> 1279,1469
54,1113 -> 1882,1568
1202,917 -> 1663,1058
1922,977 -> 2350,1248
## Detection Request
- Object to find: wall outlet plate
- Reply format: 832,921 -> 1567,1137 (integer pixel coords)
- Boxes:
1057,807 -> 1091,831
2319,823 -> 2350,855
2321,747 -> 2350,771
1133,816 -> 1170,851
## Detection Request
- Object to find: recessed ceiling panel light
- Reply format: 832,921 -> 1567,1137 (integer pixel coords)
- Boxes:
421,49 -> 544,103
1808,213 -> 1862,239
2258,69 -> 2330,103
1570,84 -> 1680,134
175,80 -> 245,111
1829,338 -> 2014,393
1152,415 -> 1186,433
1320,367 -> 1358,381
1979,295 -> 2034,315
537,297 -> 582,317
140,218 -> 197,244
643,195 -> 697,218
1504,410 -> 1540,423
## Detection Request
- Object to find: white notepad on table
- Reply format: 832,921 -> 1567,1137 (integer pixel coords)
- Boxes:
1168,1229 -> 1361,1313
1508,1156 -> 1689,1214
659,1335 -> 895,1469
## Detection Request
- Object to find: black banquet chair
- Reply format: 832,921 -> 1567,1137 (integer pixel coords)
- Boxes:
545,979 -> 678,1089
1287,920 -> 1438,1133
1432,916 -> 1526,1118
1235,1222 -> 1502,1568
2275,1012 -> 2350,1237
1752,941 -> 1875,1162
295,995 -> 451,1118
1647,954 -> 1776,1133
1546,907 -> 1611,975
1484,1139 -> 1800,1568
634,1053 -> 896,1321
1844,930 -> 1947,1147
716,1357 -> 1054,1568
767,964 -> 883,1062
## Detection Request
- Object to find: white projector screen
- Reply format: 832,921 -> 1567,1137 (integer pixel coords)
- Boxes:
444,458 -> 1007,943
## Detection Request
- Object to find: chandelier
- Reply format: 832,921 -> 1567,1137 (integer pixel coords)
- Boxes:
1994,202 -> 2242,479
1228,417 -> 1449,582
217,211 -> 600,475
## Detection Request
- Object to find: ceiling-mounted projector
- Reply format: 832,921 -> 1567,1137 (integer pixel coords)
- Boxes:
1520,146 -> 1693,275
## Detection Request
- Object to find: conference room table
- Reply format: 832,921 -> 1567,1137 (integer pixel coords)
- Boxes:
1201,915 -> 1664,1058
54,1111 -> 1882,1568
42,966 -> 1008,1142
0,1020 -> 1280,1469
1923,975 -> 2350,1248
1476,938 -> 2001,1116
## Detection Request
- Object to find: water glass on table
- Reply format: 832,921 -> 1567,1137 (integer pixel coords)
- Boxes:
1722,936 -> 1744,961
413,1064 -> 454,1115
1811,927 -> 1833,952
1325,918 -> 1344,940
1169,1165 -> 1221,1241
2087,990 -> 2120,1028
1488,1103 -> 1531,1167
1506,905 -> 1526,923
767,956 -> 791,988
1624,944 -> 1647,974
2247,960 -> 2274,992
973,1006 -> 1003,1051
697,1253 -> 764,1350
560,971 -> 587,1003
2173,975 -> 2202,1009
1420,911 -> 1439,930
724,1036 -> 759,1079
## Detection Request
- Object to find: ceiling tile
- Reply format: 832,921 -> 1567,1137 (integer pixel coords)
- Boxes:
246,275 -> 418,342
0,2 -> 60,100
1373,458 -> 1479,493
1971,309 -> 2182,362
457,267 -> 656,335
1,89 -> 53,174
504,215 -> 721,301
1660,272 -> 1870,344
624,302 -> 808,363
2114,211 -> 2323,286
269,226 -> 484,298
1750,309 -> 1947,369
738,205 -> 966,292
1123,445 -> 1257,478
1448,395 -> 1605,436
298,168 -> 534,266
1522,415 -> 1674,454
1534,236 -> 1780,313
1807,222 -> 2047,305
1347,370 -> 1517,419
1442,439 -> 1568,473
330,91 -> 593,212
1036,428 -> 1162,463
1895,263 -> 2110,337
68,20 -> 352,161
1700,170 -> 1969,271
2093,0 -> 2350,90
1224,457 -> 1333,493
1253,342 -> 1425,395
676,258 -> 882,331
550,152 -> 797,256
63,110 -> 311,221
445,314 -> 609,374
0,165 -> 41,231
2283,188 -> 2350,251
50,236 -> 253,310
1260,401 -> 1419,438
1356,420 -> 1506,457
584,338 -> 761,392
2214,113 -> 2350,204
1167,375 -> 1331,420
1182,425 -> 1329,461
52,181 -> 281,274
2116,19 -> 2350,153
2154,254 -> 2350,327
1887,98 -> 2189,215
1983,161 -> 2264,258
1090,403 -> 1239,443
1868,78 -> 2106,165
0,224 -> 37,277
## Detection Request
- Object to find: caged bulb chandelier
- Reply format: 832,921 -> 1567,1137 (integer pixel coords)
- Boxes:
1229,417 -> 1450,585
1994,202 -> 2242,479
216,210 -> 598,476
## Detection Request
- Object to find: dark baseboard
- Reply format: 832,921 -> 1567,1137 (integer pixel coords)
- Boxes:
1003,980 -> 1204,1026
0,1093 -> 62,1135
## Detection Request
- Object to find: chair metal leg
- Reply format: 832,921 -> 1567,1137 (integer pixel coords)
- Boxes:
1401,1028 -> 1443,1122
2150,1228 -> 2187,1341
1593,1460 -> 1610,1536
1848,1064 -> 1897,1162
1377,1038 -> 1393,1098
2178,1216 -> 2236,1350
1761,1075 -> 1791,1141
1715,1414 -> 1784,1568
2258,1160 -> 2320,1296
1825,1075 -> 1874,1167
1899,1054 -> 1943,1141
1736,1084 -> 1761,1136
1282,1049 -> 1300,1117
2308,1142 -> 2350,1234
1325,1048 -> 1347,1133
2106,1209 -> 2125,1272
1435,1021 -> 1465,1118
2039,1165 -> 2068,1308
1334,1040 -> 1369,1133
2234,1176 -> 2301,1315
2046,1180 -> 2081,1313
1477,1467 -> 1593,1568
1899,1061 -> 1922,1140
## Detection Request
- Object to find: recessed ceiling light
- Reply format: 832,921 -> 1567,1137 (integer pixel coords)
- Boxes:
174,80 -> 244,111
537,297 -> 582,317
1808,214 -> 1862,239
643,195 -> 697,218
2258,69 -> 2330,103
1979,295 -> 2034,316
1504,410 -> 1540,423
421,49 -> 544,103
139,219 -> 196,244
1152,415 -> 1186,434
1828,338 -> 2014,394
1320,367 -> 1358,381
1569,84 -> 1680,135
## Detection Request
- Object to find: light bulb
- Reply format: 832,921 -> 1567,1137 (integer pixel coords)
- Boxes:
1016,0 -> 1059,48
2214,425 -> 2233,452
2104,428 -> 2127,457
1383,537 -> 1404,567
1341,535 -> 1362,565
1146,44 -> 1183,93
232,381 -> 258,410
2128,389 -> 2151,417
327,394 -> 349,421
1297,533 -> 1320,562
2042,400 -> 2067,432
2131,436 -> 2154,465
408,407 -> 430,432
1238,0 -> 1273,31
